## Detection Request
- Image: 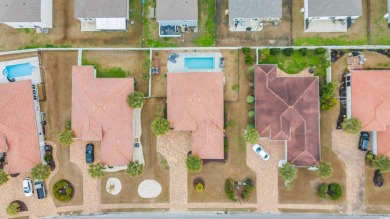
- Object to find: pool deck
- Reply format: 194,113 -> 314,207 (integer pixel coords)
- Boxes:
0,57 -> 41,85
167,52 -> 224,73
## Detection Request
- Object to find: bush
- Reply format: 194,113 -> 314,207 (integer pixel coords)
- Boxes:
242,178 -> 254,199
195,182 -> 204,192
245,55 -> 255,65
127,160 -> 144,176
246,95 -> 255,104
241,47 -> 251,55
282,48 -> 294,56
248,111 -> 255,118
53,180 -> 72,202
88,163 -> 105,179
270,48 -> 281,56
244,127 -> 260,144
246,66 -> 255,81
341,117 -> 362,134
127,91 -> 145,108
141,73 -> 150,81
31,164 -> 50,181
317,183 -> 328,198
6,202 -> 20,215
0,170 -> 9,186
151,117 -> 170,135
317,162 -> 333,179
299,48 -> 308,56
373,156 -> 390,172
44,153 -> 52,163
59,129 -> 75,146
186,155 -> 203,173
225,178 -> 236,201
315,48 -> 327,54
320,82 -> 337,110
365,150 -> 375,166
328,183 -> 342,200
279,163 -> 298,187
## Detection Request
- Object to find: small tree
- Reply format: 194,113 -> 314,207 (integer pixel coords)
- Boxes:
317,183 -> 328,198
225,178 -> 236,201
88,163 -> 105,179
31,164 -> 50,181
341,117 -> 362,134
127,160 -> 144,177
270,48 -> 281,56
328,183 -> 342,200
246,95 -> 255,104
244,127 -> 260,144
6,202 -> 20,215
151,117 -> 170,135
299,48 -> 308,56
127,91 -> 145,108
373,156 -> 390,172
195,182 -> 204,192
59,129 -> 75,146
248,111 -> 255,118
246,66 -> 255,81
0,170 -> 9,186
320,82 -> 337,110
279,163 -> 298,188
282,48 -> 294,56
317,162 -> 333,179
365,150 -> 375,166
186,155 -> 203,173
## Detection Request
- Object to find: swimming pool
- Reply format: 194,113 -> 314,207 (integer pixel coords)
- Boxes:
2,63 -> 34,78
184,57 -> 215,70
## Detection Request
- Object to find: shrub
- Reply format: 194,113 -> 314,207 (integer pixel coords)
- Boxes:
241,47 -> 251,55
244,127 -> 260,144
248,111 -> 255,118
299,48 -> 308,56
31,164 -> 50,181
59,129 -> 75,146
282,48 -> 294,56
246,95 -> 255,104
44,153 -> 52,163
88,163 -> 105,179
317,183 -> 328,198
231,84 -> 238,91
160,157 -> 169,171
151,117 -> 170,135
372,156 -> 390,172
225,178 -> 236,201
270,48 -> 281,56
328,183 -> 342,200
0,170 -> 9,186
245,55 -> 255,65
195,182 -> 204,192
186,155 -> 203,173
246,66 -> 255,81
6,202 -> 20,215
127,160 -> 144,177
127,91 -> 145,108
279,163 -> 298,187
53,180 -> 72,202
141,73 -> 150,81
242,178 -> 254,199
341,117 -> 362,134
320,82 -> 337,110
315,48 -> 327,54
365,150 -> 375,166
317,162 -> 333,179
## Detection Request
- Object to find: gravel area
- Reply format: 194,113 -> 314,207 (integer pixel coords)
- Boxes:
138,180 -> 162,198
106,178 -> 122,196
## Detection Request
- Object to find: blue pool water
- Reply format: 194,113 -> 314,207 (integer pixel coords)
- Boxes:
2,63 -> 34,78
184,57 -> 215,70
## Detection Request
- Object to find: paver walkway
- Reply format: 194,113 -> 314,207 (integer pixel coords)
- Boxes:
332,130 -> 365,214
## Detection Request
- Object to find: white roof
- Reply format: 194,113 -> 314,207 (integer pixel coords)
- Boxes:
96,18 -> 127,30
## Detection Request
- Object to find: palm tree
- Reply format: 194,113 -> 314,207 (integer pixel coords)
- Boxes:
88,163 -> 106,179
31,164 -> 51,181
127,160 -> 144,177
341,117 -> 362,134
186,155 -> 203,173
151,117 -> 170,135
127,91 -> 145,108
244,127 -> 260,144
279,162 -> 298,189
0,170 -> 9,186
6,202 -> 20,215
317,162 -> 333,179
59,129 -> 75,146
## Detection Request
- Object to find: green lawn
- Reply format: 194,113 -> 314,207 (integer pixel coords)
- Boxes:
258,49 -> 328,76
192,0 -> 215,46
81,57 -> 129,78
294,35 -> 367,46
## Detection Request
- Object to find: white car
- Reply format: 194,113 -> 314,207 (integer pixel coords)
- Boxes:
22,177 -> 33,197
252,144 -> 270,160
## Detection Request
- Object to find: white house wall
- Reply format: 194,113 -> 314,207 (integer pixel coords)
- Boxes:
40,0 -> 53,28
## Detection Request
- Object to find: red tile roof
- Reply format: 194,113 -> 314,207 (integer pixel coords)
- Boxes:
0,80 -> 41,174
254,65 -> 320,166
72,66 -> 134,166
351,70 -> 390,157
167,72 -> 224,159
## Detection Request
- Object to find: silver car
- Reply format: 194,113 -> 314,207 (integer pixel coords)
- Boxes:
23,177 -> 33,197
252,144 -> 270,160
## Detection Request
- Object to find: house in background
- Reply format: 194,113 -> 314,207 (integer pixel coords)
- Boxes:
72,66 -> 135,167
0,0 -> 52,29
255,65 -> 320,167
74,0 -> 129,31
156,0 -> 198,37
303,0 -> 362,32
228,0 -> 282,32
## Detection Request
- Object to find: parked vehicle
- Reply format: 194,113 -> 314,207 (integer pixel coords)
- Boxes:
358,132 -> 370,151
34,181 -> 46,199
252,144 -> 270,161
86,143 -> 94,164
22,177 -> 33,197
373,169 -> 384,187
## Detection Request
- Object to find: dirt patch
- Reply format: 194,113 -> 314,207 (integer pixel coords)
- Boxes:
216,0 -> 292,46
365,167 -> 390,205
39,51 -> 84,207
363,50 -> 390,69
0,52 -> 39,62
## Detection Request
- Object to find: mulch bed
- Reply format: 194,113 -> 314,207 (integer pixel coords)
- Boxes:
336,73 -> 347,129
45,145 -> 56,171
331,50 -> 346,63
14,200 -> 28,212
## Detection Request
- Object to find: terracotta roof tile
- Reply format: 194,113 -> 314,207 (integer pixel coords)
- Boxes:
72,66 -> 134,166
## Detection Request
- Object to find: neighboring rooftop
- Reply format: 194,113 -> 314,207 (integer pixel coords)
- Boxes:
229,0 -> 282,19
306,0 -> 362,17
74,0 -> 128,18
255,65 -> 320,166
0,0 -> 41,22
351,70 -> 390,157
0,80 -> 41,174
156,0 -> 198,21
72,66 -> 134,166
167,72 -> 224,160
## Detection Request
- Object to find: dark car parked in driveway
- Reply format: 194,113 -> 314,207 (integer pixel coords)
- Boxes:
374,169 -> 384,187
86,143 -> 94,164
358,132 -> 370,151
34,181 -> 46,199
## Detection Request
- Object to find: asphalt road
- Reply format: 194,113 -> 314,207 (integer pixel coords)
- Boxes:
50,213 -> 385,219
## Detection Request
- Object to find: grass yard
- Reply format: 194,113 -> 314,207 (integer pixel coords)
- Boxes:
258,49 -> 328,76
192,0 -> 216,46
369,0 -> 390,45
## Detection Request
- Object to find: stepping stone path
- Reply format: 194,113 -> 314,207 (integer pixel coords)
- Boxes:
138,180 -> 162,198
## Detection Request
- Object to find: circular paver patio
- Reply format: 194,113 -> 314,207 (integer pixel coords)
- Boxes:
138,180 -> 162,198
106,178 -> 122,195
